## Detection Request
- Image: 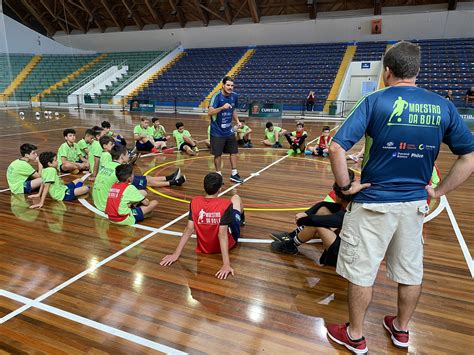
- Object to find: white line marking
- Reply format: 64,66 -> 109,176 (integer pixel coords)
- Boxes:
0,126 -> 90,138
423,195 -> 446,223
444,196 -> 474,277
0,289 -> 186,355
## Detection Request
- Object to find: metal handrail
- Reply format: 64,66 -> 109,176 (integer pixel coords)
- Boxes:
111,47 -> 177,95
66,59 -> 127,94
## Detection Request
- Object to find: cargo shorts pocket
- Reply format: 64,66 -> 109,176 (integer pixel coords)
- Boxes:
339,207 -> 360,264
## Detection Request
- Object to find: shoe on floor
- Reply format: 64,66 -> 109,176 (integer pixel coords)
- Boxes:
270,231 -> 291,242
129,152 -> 141,165
151,147 -> 159,153
383,316 -> 409,349
170,175 -> 186,186
271,240 -> 298,255
272,143 -> 280,148
166,168 -> 181,182
230,174 -> 244,183
327,323 -> 368,354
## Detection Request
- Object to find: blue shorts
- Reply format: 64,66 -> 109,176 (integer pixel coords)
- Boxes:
136,141 -> 154,151
229,210 -> 241,242
132,176 -> 147,190
59,160 -> 84,173
132,207 -> 145,223
63,181 -> 84,201
23,180 -> 32,194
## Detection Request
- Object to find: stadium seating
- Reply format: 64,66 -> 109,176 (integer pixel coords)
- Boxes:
134,47 -> 248,106
352,41 -> 387,61
12,54 -> 100,101
92,51 -> 164,102
414,38 -> 474,104
234,43 -> 347,110
0,54 -> 33,92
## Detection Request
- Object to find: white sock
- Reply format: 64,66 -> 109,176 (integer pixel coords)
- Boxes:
231,169 -> 238,176
216,171 -> 222,175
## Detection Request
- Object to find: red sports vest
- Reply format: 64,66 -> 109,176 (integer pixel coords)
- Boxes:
318,135 -> 333,149
105,182 -> 129,222
191,196 -> 236,254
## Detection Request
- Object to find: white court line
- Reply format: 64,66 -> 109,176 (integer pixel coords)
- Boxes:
1,130 -> 334,324
0,126 -> 90,138
444,196 -> 474,278
0,289 -> 186,355
158,228 -> 322,244
423,195 -> 446,223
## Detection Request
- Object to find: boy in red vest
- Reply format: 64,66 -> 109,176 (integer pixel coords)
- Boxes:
105,164 -> 158,226
284,121 -> 308,154
160,172 -> 244,279
305,126 -> 333,157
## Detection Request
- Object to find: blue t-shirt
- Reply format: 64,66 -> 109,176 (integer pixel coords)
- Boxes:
209,91 -> 238,137
334,86 -> 474,203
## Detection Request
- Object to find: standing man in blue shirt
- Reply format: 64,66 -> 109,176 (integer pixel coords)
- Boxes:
326,41 -> 474,354
208,76 -> 244,183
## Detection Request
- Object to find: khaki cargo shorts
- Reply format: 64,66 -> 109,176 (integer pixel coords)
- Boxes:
336,200 -> 427,287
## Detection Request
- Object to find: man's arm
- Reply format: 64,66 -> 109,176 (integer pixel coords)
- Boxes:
216,225 -> 234,279
160,220 -> 195,266
426,152 -> 474,198
329,142 -> 370,195
232,108 -> 240,126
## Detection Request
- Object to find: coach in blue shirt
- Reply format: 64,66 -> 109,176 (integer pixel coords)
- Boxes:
208,76 -> 243,183
326,41 -> 474,353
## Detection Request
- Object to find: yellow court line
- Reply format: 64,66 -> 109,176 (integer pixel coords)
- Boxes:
143,154 -> 359,211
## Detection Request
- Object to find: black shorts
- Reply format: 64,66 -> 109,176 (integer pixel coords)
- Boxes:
319,236 -> 341,267
210,135 -> 238,156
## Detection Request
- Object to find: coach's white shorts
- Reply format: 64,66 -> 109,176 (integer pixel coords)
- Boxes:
336,200 -> 427,287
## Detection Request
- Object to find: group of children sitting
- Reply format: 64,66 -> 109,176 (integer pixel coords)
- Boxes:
6,116 -> 345,279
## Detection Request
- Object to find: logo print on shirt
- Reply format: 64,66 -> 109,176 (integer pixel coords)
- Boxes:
389,96 -> 409,123
197,209 -> 222,224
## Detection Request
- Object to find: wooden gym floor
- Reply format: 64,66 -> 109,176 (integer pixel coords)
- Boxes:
0,108 -> 472,354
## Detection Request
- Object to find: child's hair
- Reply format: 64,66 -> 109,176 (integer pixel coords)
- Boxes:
141,116 -> 149,122
115,164 -> 133,182
99,135 -> 114,148
152,117 -> 160,123
110,144 -> 127,160
322,126 -> 330,132
20,143 -> 37,157
92,126 -> 103,137
84,128 -> 94,137
63,128 -> 76,137
101,121 -> 111,129
296,121 -> 304,127
204,172 -> 223,195
265,121 -> 273,129
39,151 -> 56,167
176,121 -> 184,129
240,119 -> 245,123
333,169 -> 356,202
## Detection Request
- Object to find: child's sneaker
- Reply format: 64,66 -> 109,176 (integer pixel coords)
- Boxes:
272,143 -> 280,148
383,316 -> 409,349
304,150 -> 313,155
270,231 -> 291,242
296,148 -> 302,154
271,240 -> 298,255
347,154 -> 359,162
193,146 -> 199,152
166,168 -> 181,182
323,152 -> 329,157
170,175 -> 186,186
287,149 -> 296,155
151,147 -> 159,153
327,323 -> 368,354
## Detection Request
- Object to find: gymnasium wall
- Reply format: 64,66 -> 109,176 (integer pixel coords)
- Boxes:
53,3 -> 474,52
0,13 -> 94,54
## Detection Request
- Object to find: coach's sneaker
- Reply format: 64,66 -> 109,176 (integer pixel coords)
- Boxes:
271,240 -> 298,255
270,231 -> 291,242
327,323 -> 368,354
230,174 -> 244,183
383,316 -> 409,349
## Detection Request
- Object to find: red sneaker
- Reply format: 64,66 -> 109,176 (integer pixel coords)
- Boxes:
327,323 -> 368,354
383,316 -> 409,349
150,147 -> 159,153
